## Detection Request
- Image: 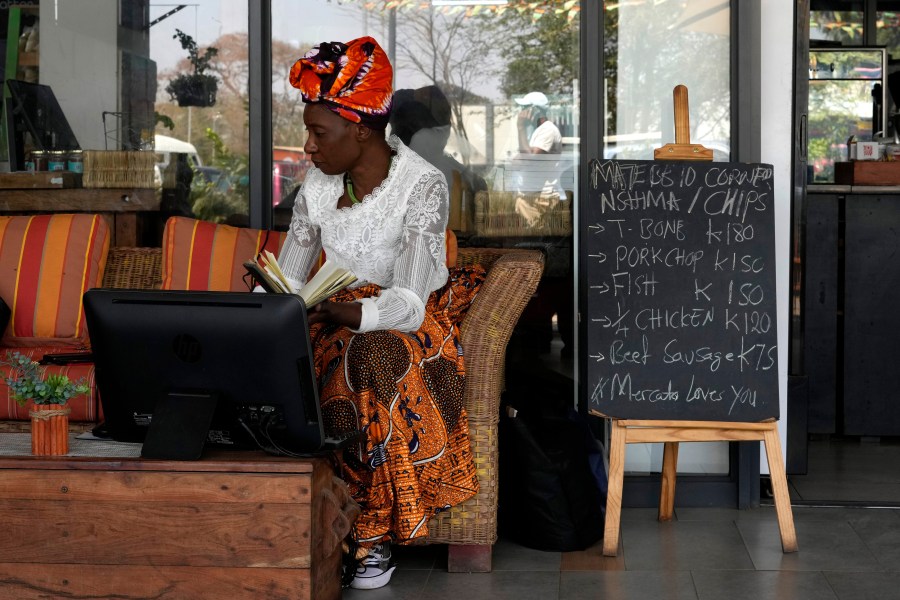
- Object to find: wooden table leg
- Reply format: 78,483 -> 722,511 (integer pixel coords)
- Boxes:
762,425 -> 798,553
658,441 -> 679,522
603,419 -> 626,556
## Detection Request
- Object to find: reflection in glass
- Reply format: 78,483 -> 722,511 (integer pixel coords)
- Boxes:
810,9 -> 864,44
603,0 -> 730,162
148,1 -> 249,225
603,0 -> 731,475
271,0 -> 581,368
807,49 -> 887,183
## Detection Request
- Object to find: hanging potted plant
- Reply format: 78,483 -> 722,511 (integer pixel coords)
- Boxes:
1,351 -> 89,456
165,29 -> 219,108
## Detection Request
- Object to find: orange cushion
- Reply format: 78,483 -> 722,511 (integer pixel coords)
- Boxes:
445,228 -> 458,267
0,214 -> 110,347
161,216 -> 288,291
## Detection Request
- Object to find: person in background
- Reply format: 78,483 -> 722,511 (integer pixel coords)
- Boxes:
390,85 -> 486,209
279,36 -> 483,590
516,91 -> 562,155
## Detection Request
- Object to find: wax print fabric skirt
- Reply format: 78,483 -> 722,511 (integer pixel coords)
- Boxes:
310,266 -> 485,545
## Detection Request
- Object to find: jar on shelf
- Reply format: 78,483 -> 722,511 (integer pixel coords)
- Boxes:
67,150 -> 84,174
28,150 -> 47,171
48,150 -> 67,171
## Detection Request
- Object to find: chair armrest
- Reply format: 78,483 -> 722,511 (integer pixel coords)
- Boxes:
458,249 -> 544,420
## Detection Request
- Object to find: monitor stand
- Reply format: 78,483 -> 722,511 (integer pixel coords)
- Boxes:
140,392 -> 219,460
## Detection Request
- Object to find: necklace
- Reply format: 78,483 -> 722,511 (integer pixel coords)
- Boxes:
344,153 -> 395,205
344,171 -> 361,204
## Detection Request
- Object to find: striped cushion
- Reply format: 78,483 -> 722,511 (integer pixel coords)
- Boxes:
161,216 -> 288,291
0,214 -> 110,347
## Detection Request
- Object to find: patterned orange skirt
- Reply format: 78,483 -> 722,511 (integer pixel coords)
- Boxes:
310,266 -> 485,545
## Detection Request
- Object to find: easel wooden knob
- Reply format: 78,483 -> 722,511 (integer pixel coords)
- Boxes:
654,84 -> 714,161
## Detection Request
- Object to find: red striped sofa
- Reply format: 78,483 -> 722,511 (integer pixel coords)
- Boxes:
0,215 -> 286,425
1,214 -> 109,423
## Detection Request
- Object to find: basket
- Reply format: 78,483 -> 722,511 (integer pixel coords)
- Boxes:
474,190 -> 572,237
83,150 -> 156,189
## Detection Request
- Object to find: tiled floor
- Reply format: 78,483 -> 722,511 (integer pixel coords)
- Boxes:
345,505 -> 900,600
789,437 -> 900,504
345,329 -> 900,598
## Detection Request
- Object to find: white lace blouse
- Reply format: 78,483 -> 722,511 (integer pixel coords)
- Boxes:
279,136 -> 449,333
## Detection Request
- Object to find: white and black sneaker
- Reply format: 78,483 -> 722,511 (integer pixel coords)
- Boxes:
350,542 -> 397,590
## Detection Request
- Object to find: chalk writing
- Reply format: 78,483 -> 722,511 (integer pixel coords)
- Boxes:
586,159 -> 778,422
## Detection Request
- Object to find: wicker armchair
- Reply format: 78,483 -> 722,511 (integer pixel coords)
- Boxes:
101,245 -> 544,573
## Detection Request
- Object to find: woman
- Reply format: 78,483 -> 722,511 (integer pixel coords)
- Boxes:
279,37 -> 482,590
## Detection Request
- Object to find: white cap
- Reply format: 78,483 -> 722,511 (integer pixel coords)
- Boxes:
515,91 -> 549,107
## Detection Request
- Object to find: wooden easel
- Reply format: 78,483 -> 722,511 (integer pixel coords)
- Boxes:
598,85 -> 797,558
601,419 -> 798,556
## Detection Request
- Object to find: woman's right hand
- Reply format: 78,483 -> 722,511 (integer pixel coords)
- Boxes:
308,300 -> 363,330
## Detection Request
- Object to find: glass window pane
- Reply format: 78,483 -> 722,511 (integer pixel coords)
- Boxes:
810,5 -> 865,45
271,0 -> 581,368
603,0 -> 731,475
603,0 -> 730,163
0,1 -> 248,240
149,1 -> 249,226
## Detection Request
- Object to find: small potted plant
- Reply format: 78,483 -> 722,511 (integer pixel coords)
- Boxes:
165,29 -> 219,107
1,351 -> 89,455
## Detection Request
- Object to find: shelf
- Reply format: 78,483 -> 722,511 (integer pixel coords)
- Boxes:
0,188 -> 160,213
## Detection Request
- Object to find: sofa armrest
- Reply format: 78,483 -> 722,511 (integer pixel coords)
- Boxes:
457,248 -> 544,421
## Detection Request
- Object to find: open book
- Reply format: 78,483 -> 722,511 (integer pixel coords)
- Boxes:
245,250 -> 357,307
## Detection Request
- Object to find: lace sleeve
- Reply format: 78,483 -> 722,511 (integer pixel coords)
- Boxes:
358,170 -> 448,332
278,186 -> 323,288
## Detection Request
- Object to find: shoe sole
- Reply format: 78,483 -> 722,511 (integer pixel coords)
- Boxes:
350,565 -> 396,590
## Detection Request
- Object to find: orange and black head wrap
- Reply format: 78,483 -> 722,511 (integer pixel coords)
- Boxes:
289,36 -> 393,130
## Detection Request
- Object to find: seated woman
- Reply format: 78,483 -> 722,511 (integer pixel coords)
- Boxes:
279,36 -> 483,590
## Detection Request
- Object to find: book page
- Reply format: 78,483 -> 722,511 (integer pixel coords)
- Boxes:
299,260 -> 357,306
248,254 -> 356,306
260,251 -> 297,294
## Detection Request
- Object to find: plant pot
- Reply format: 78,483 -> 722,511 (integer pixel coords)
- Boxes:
28,404 -> 71,456
167,74 -> 218,108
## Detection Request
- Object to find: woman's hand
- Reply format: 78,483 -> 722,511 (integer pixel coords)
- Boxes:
308,300 -> 363,329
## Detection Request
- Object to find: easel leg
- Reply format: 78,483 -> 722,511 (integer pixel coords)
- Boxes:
603,420 -> 626,556
762,425 -> 798,553
658,441 -> 679,521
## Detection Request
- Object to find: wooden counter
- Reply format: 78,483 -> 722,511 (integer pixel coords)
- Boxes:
0,441 -> 355,600
0,188 -> 160,246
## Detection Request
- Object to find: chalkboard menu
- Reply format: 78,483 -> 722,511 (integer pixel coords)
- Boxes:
585,159 -> 778,422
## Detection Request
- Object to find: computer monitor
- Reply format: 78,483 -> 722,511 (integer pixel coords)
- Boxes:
4,79 -> 80,171
83,289 -> 322,460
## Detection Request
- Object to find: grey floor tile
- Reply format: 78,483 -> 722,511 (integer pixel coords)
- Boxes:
421,570 -> 559,600
737,519 -> 880,571
560,570 -> 697,600
824,571 -> 900,600
848,516 -> 900,572
743,505 -> 900,525
692,569 -> 838,600
790,482 -> 900,503
675,507 -> 742,522
621,520 -> 755,571
622,507 -> 670,521
791,439 -> 900,503
492,538 -> 562,571
342,567 -> 430,600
